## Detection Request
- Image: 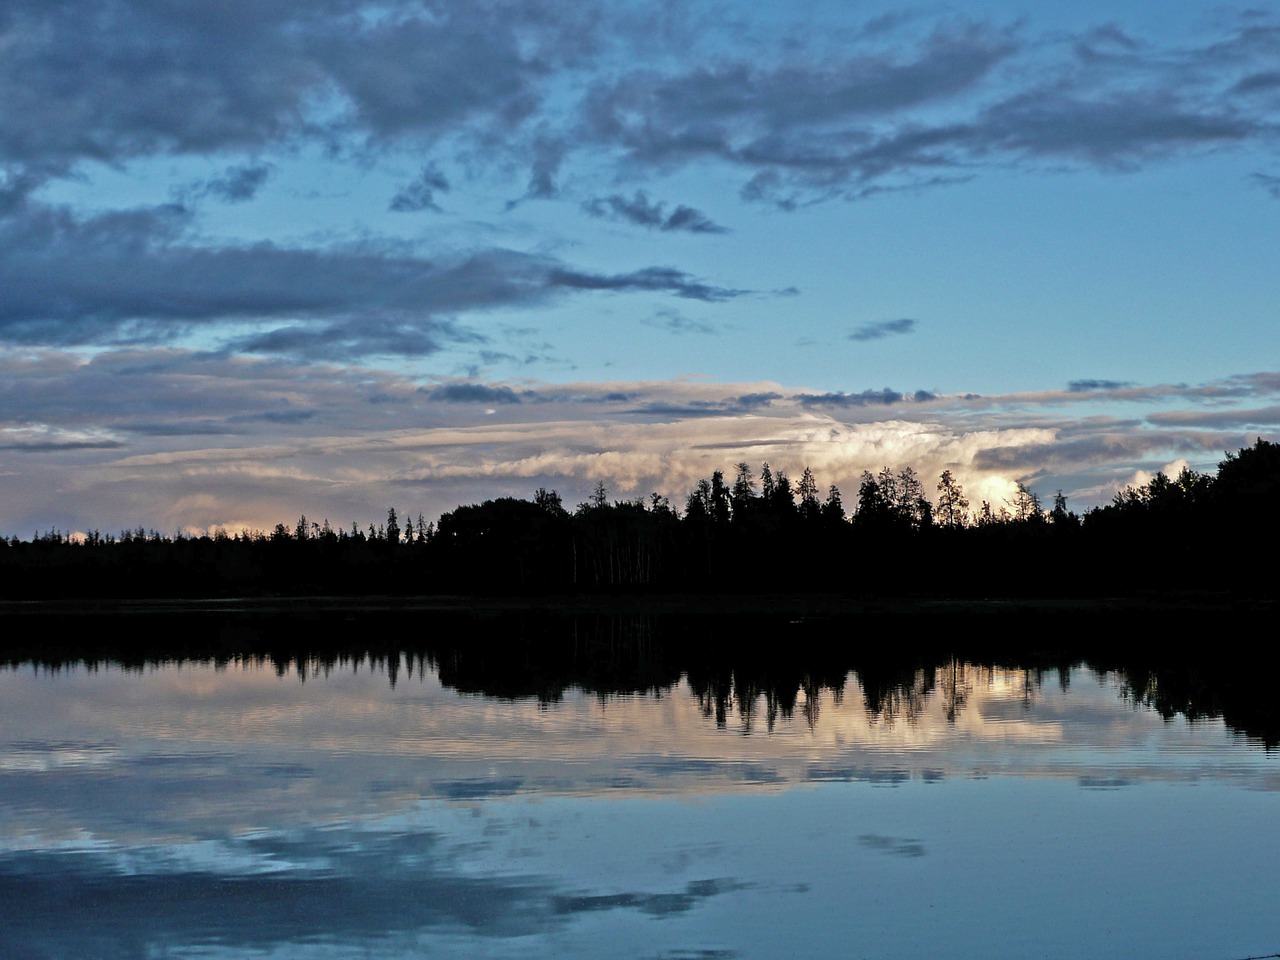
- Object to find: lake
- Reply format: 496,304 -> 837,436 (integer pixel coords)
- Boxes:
2,606 -> 1277,959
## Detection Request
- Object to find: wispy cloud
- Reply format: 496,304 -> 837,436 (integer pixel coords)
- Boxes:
583,191 -> 727,233
641,310 -> 720,336
849,319 -> 916,342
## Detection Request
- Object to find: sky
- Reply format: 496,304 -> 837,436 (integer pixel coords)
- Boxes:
1,0 -> 1278,536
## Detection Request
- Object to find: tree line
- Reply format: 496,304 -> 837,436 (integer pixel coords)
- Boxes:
2,439 -> 1276,599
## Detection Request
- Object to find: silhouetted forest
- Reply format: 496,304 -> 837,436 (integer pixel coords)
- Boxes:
2,439 -> 1276,600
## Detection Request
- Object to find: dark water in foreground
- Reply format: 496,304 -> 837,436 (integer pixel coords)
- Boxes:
2,609 -> 1278,959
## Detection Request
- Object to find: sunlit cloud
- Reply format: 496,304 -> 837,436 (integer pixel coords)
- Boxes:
2,348 -> 1274,534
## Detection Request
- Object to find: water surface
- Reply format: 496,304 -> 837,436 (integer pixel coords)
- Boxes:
2,622 -> 1277,959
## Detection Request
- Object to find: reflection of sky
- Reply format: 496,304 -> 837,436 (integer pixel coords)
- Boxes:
2,662 -> 1278,959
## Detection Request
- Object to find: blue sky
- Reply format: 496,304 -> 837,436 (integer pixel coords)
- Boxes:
2,0 -> 1278,534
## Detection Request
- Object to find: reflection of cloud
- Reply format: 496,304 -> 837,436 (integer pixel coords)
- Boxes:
553,878 -> 748,917
0,833 -> 560,959
858,834 -> 927,858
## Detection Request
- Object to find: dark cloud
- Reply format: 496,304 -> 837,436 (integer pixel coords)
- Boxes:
796,389 -> 909,407
390,164 -> 450,212
0,439 -> 124,452
2,4 -> 1278,214
734,392 -> 783,409
583,191 -> 726,233
623,401 -> 725,418
1252,172 -> 1280,197
233,409 -> 316,424
583,24 -> 1016,157
228,318 -> 482,361
0,1 -> 596,172
545,266 -> 741,302
183,163 -> 273,204
575,16 -> 1280,204
0,202 -> 742,355
424,383 -> 525,405
1068,379 -> 1135,392
973,89 -> 1256,166
849,318 -> 916,341
1232,71 -> 1280,95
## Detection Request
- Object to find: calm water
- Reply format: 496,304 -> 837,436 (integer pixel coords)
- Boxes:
2,623 -> 1278,959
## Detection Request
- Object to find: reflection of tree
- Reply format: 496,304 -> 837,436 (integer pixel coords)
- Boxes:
4,603 -> 1278,747
862,665 -> 935,727
942,657 -> 970,724
801,674 -> 822,731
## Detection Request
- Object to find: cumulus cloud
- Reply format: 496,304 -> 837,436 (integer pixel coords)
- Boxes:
583,191 -> 726,233
7,347 -> 1273,535
849,319 -> 916,342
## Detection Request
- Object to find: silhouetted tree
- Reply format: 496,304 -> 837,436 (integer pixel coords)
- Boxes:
797,467 -> 820,521
710,470 -> 732,524
535,487 -> 568,517
821,484 -> 845,524
936,470 -> 969,528
731,462 -> 757,519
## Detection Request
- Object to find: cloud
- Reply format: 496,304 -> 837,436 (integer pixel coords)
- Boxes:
0,2 -> 597,171
1253,172 -> 1280,198
544,266 -> 741,302
583,192 -> 726,233
390,164 -> 450,212
0,4 -> 1276,216
182,163 -> 273,204
573,15 -> 1280,204
0,202 -> 742,355
1146,405 -> 1280,428
641,310 -> 720,336
796,388 -> 923,407
849,318 -> 916,342
2,347 -> 1277,535
424,383 -> 525,405
1232,70 -> 1280,95
1068,379 -> 1135,392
